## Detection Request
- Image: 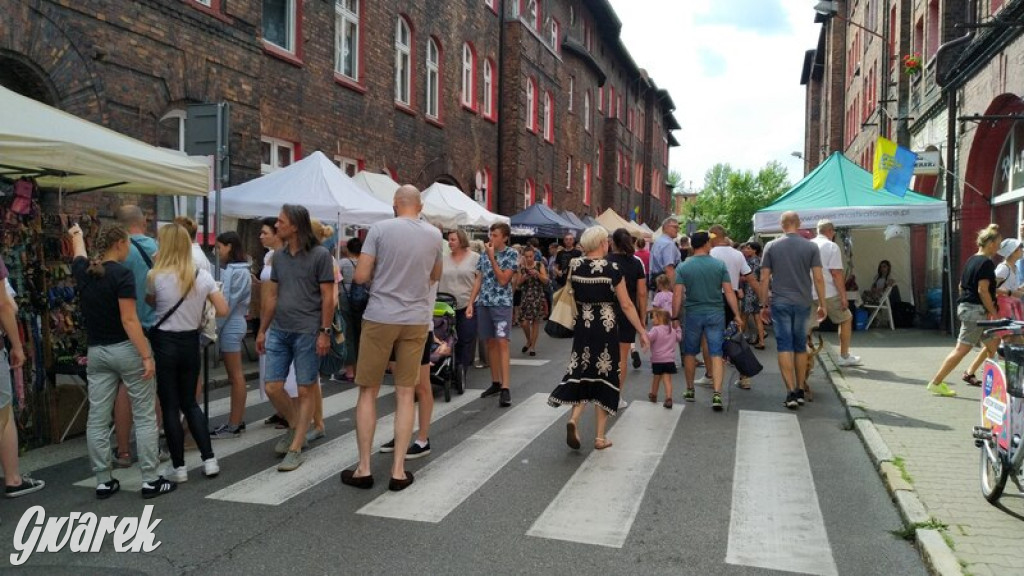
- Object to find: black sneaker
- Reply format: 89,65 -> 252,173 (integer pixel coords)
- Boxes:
95,478 -> 119,500
784,392 -> 799,410
141,477 -> 177,499
212,423 -> 245,438
380,439 -> 396,453
5,476 -> 45,499
406,440 -> 431,460
499,388 -> 512,407
631,349 -> 642,369
480,383 -> 502,398
795,389 -> 806,406
711,393 -> 723,411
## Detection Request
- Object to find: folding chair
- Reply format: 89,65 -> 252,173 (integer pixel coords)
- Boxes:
862,284 -> 895,330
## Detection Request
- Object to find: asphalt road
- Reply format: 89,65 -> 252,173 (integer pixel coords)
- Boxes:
1,332 -> 926,575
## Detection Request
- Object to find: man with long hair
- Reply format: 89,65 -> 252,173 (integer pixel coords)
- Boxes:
257,204 -> 336,472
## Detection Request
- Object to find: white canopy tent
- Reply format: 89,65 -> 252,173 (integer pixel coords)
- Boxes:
0,85 -> 210,196
420,182 -> 509,228
351,171 -> 401,204
214,151 -> 392,226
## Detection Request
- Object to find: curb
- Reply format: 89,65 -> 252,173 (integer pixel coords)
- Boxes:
817,343 -> 963,576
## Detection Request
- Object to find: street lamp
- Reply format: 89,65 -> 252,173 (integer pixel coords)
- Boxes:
814,1 -> 885,40
791,151 -> 804,159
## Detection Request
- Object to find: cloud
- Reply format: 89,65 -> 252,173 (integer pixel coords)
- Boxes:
698,49 -> 727,78
695,0 -> 793,36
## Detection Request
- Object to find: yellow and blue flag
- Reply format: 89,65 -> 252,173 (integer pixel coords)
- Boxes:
873,136 -> 917,197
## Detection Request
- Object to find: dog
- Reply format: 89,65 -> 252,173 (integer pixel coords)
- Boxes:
801,332 -> 825,401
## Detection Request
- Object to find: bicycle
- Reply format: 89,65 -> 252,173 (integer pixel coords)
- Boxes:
973,318 -> 1024,504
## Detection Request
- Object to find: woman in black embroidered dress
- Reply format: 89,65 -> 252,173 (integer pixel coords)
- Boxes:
548,227 -> 649,450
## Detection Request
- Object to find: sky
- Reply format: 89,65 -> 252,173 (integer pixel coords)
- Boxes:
609,0 -> 821,192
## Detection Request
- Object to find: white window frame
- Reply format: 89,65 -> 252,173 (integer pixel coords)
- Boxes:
568,75 -> 574,112
461,43 -> 475,108
543,91 -> 554,141
263,0 -> 297,53
549,18 -> 560,50
395,17 -> 412,105
524,179 -> 535,207
482,59 -> 494,117
335,155 -> 359,177
526,77 -> 536,131
583,91 -> 591,132
335,0 -> 359,80
195,0 -> 212,6
426,38 -> 440,119
526,0 -> 539,30
261,136 -> 295,174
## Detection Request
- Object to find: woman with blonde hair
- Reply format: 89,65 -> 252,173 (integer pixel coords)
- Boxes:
147,223 -> 228,482
926,224 -> 1002,397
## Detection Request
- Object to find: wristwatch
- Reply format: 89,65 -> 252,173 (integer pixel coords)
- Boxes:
319,326 -> 334,336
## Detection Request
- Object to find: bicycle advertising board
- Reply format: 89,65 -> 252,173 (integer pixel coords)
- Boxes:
982,360 -> 1010,451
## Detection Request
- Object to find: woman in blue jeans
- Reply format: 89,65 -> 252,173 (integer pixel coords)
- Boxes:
146,224 -> 228,483
212,231 -> 252,437
68,223 -> 176,499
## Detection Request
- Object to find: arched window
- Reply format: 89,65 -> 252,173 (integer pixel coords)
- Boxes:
543,184 -> 552,207
461,43 -> 476,108
335,0 -> 360,81
583,90 -> 591,132
482,59 -> 495,118
426,38 -> 440,119
525,77 -> 537,131
394,17 -> 412,105
543,91 -> 554,142
524,178 -> 535,207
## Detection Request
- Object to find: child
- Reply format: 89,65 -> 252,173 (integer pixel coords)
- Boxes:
647,309 -> 682,408
650,273 -> 674,316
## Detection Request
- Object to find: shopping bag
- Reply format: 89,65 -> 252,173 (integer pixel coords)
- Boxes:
544,275 -> 576,339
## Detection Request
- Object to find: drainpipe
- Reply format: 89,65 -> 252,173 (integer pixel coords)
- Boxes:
495,0 -> 507,216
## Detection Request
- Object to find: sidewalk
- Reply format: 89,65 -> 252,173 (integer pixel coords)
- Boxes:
819,328 -> 1024,576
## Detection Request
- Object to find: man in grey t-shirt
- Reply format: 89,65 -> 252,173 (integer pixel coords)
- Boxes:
257,204 -> 336,472
759,211 -> 827,409
342,185 -> 443,492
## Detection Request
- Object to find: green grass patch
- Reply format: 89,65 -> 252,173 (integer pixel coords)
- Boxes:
889,518 -> 949,541
891,456 -> 914,484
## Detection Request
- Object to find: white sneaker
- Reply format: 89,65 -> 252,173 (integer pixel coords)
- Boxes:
694,375 -> 712,386
618,399 -> 629,410
203,457 -> 220,478
836,354 -> 862,367
166,465 -> 187,483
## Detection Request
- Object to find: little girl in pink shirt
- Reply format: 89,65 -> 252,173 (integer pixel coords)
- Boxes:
647,309 -> 682,408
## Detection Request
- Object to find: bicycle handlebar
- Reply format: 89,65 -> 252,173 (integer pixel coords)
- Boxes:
978,318 -> 1015,328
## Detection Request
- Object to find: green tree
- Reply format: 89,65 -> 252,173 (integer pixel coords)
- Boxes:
666,170 -> 683,194
691,161 -> 790,241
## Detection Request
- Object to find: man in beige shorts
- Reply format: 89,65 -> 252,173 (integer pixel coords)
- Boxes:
810,220 -> 861,366
341,186 -> 443,492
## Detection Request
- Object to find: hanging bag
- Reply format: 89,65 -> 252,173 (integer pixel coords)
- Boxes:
319,299 -> 348,377
544,261 -> 576,339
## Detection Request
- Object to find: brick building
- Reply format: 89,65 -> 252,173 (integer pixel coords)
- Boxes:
801,0 -> 1024,316
0,0 -> 676,227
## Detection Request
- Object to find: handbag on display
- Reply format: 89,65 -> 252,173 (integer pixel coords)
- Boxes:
319,302 -> 348,377
544,266 -> 576,339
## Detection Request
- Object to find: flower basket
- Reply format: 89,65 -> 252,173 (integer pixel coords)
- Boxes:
903,53 -> 922,76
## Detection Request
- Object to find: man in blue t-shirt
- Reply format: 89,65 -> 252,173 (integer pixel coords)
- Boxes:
672,231 -> 743,411
468,222 -> 519,407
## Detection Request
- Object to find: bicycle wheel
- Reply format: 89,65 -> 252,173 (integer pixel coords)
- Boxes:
980,441 -> 1010,504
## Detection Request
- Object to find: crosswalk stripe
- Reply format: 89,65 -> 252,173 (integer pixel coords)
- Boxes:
357,393 -> 565,523
73,386 -> 379,491
509,359 -> 551,366
205,387 -> 263,420
525,402 -> 683,548
206,390 -> 479,505
725,410 -> 838,576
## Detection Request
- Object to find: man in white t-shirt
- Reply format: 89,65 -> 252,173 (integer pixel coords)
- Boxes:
811,220 -> 860,366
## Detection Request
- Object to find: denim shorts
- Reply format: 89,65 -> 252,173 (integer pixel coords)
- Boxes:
264,328 -> 320,386
218,317 -> 247,353
772,303 -> 811,353
478,305 -> 513,340
683,310 -> 726,357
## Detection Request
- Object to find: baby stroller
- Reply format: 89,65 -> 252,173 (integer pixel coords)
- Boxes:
430,293 -> 462,402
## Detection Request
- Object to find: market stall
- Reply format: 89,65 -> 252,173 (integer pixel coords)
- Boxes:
0,85 -> 211,445
509,204 -> 582,238
351,170 -> 402,204
420,182 -> 509,228
596,208 -> 647,238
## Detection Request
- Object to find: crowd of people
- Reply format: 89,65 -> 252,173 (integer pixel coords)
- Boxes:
1,188 -> 879,501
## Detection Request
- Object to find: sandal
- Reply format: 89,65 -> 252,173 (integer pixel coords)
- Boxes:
566,421 -> 581,450
594,437 -> 613,450
648,393 -> 658,403
962,373 -> 981,387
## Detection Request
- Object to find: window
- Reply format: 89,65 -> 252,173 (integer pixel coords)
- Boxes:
483,59 -> 495,119
335,0 -> 359,81
261,137 -> 294,174
158,110 -> 187,152
475,169 -> 493,210
583,163 -> 592,206
549,18 -> 560,51
635,161 -> 643,192
525,77 -> 537,132
426,38 -> 440,119
596,143 -> 602,179
263,0 -> 297,53
609,85 -> 615,118
462,43 -> 476,109
525,0 -> 540,31
566,155 -> 573,189
335,156 -> 359,176
395,17 -> 412,106
616,150 -> 622,183
568,75 -> 574,112
618,94 -> 623,120
524,178 -> 536,207
543,184 -> 552,207
543,91 -> 554,142
926,0 -> 939,58
485,0 -> 497,11
598,85 -> 604,111
583,90 -> 591,132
